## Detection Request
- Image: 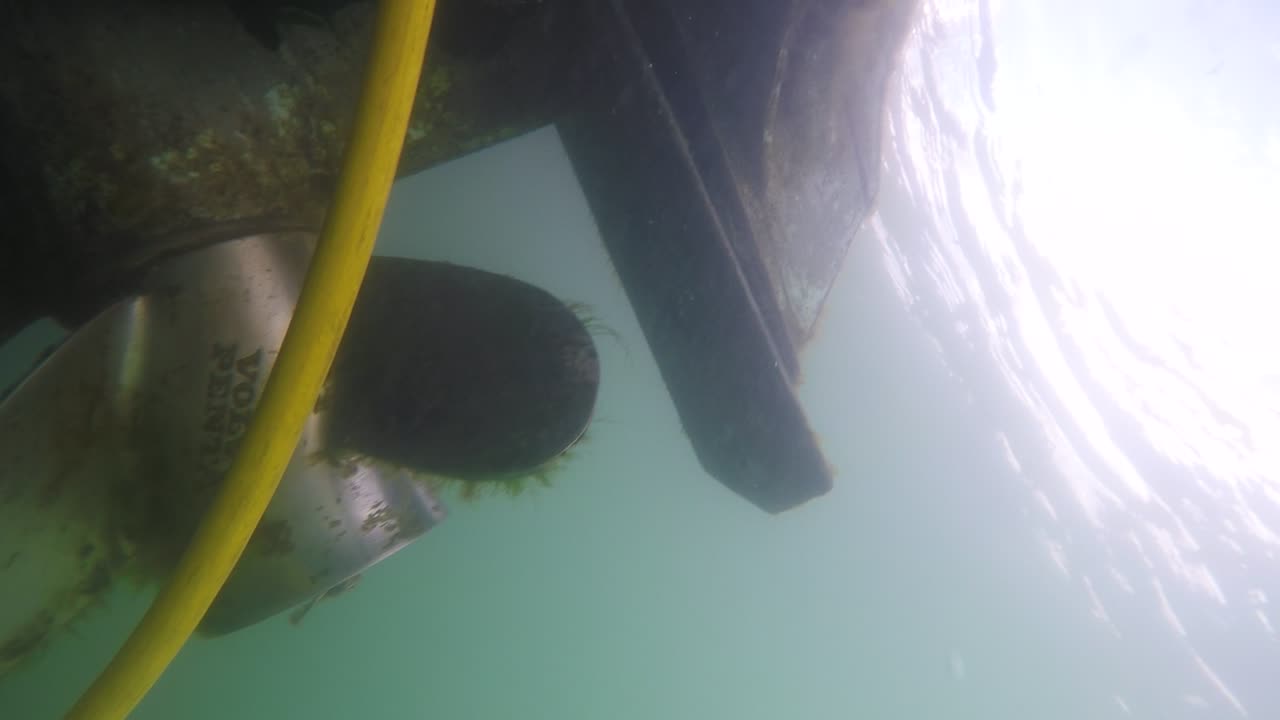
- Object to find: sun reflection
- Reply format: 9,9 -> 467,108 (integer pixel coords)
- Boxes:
884,0 -> 1280,712
999,51 -> 1280,509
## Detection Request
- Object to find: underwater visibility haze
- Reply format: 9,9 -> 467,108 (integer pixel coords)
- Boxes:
1,0 -> 1279,717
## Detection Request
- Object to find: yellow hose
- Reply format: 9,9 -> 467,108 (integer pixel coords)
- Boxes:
64,2 -> 437,717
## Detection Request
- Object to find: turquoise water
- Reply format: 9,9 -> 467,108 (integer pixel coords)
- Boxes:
3,0 -> 1279,716
3,126 -> 971,720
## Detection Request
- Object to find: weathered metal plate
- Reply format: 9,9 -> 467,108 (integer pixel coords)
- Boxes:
558,0 -> 920,512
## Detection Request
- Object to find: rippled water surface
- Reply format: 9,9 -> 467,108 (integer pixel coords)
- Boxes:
875,0 -> 1280,715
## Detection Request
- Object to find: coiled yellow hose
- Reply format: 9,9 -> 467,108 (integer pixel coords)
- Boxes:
64,2 -> 437,717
